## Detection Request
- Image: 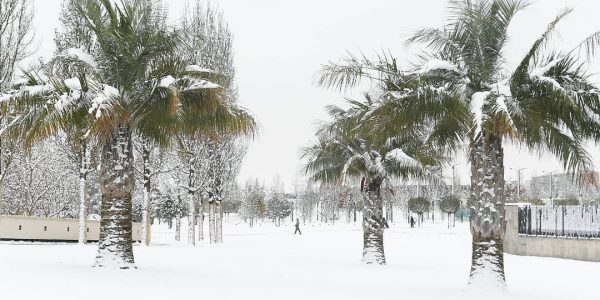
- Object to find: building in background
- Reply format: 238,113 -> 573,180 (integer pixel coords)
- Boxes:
527,171 -> 600,204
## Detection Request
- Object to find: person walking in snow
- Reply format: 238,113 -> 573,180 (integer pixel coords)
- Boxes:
294,218 -> 301,235
410,216 -> 415,228
382,217 -> 390,229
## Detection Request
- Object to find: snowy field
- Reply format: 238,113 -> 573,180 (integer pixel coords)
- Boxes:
1,219 -> 599,300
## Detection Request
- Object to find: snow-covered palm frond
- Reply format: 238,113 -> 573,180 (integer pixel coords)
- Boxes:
419,59 -> 463,75
317,52 -> 400,92
303,95 -> 445,186
570,31 -> 600,60
385,148 -> 421,169
407,27 -> 463,59
511,7 -> 573,90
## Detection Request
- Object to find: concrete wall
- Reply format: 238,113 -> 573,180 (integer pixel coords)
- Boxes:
0,215 -> 141,242
504,205 -> 600,262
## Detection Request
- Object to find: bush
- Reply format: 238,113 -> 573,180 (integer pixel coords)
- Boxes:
439,195 -> 461,214
526,198 -> 545,205
555,198 -> 580,206
408,197 -> 430,214
222,199 -> 242,214
267,195 -> 292,226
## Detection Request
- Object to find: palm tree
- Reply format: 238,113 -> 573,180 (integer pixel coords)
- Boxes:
303,95 -> 442,265
317,0 -> 600,287
4,0 -> 255,268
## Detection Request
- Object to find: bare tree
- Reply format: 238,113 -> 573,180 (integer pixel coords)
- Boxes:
3,138 -> 78,217
180,0 -> 244,244
206,136 -> 246,243
0,0 -> 34,213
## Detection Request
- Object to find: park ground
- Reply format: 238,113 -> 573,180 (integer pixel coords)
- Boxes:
1,219 -> 598,300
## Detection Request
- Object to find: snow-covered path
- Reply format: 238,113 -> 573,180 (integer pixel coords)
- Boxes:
0,220 -> 598,299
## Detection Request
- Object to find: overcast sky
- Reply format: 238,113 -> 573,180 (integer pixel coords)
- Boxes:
30,0 -> 600,191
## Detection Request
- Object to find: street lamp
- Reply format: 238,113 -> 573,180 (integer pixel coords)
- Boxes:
509,167 -> 527,201
542,170 -> 559,206
450,162 -> 464,195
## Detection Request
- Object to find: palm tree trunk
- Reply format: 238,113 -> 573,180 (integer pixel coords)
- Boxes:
95,125 -> 136,269
78,138 -> 90,244
468,135 -> 506,287
362,177 -> 385,265
141,141 -> 152,246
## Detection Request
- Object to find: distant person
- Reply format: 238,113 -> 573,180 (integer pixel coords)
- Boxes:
382,217 -> 390,229
410,216 -> 415,228
294,218 -> 301,235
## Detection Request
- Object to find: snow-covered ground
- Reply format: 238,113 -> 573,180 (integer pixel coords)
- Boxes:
1,219 -> 598,300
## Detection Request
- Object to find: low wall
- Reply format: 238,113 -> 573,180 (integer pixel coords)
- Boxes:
0,215 -> 141,242
504,205 -> 600,262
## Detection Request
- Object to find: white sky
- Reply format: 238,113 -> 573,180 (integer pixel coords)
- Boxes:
30,0 -> 600,191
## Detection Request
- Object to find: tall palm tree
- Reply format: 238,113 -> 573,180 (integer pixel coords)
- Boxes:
317,0 -> 600,287
4,0 -> 255,268
303,95 -> 442,265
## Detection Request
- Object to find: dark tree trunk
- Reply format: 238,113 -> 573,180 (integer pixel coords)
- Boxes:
468,135 -> 506,287
95,125 -> 136,269
362,177 -> 385,265
198,210 -> 204,241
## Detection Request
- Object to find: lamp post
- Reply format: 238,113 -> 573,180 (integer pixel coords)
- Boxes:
450,163 -> 464,195
542,170 -> 559,206
509,167 -> 527,201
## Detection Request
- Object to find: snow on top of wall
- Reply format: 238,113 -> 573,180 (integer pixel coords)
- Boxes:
66,48 -> 98,69
470,91 -> 490,137
420,59 -> 460,74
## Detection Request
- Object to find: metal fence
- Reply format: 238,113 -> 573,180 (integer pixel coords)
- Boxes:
517,205 -> 600,239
